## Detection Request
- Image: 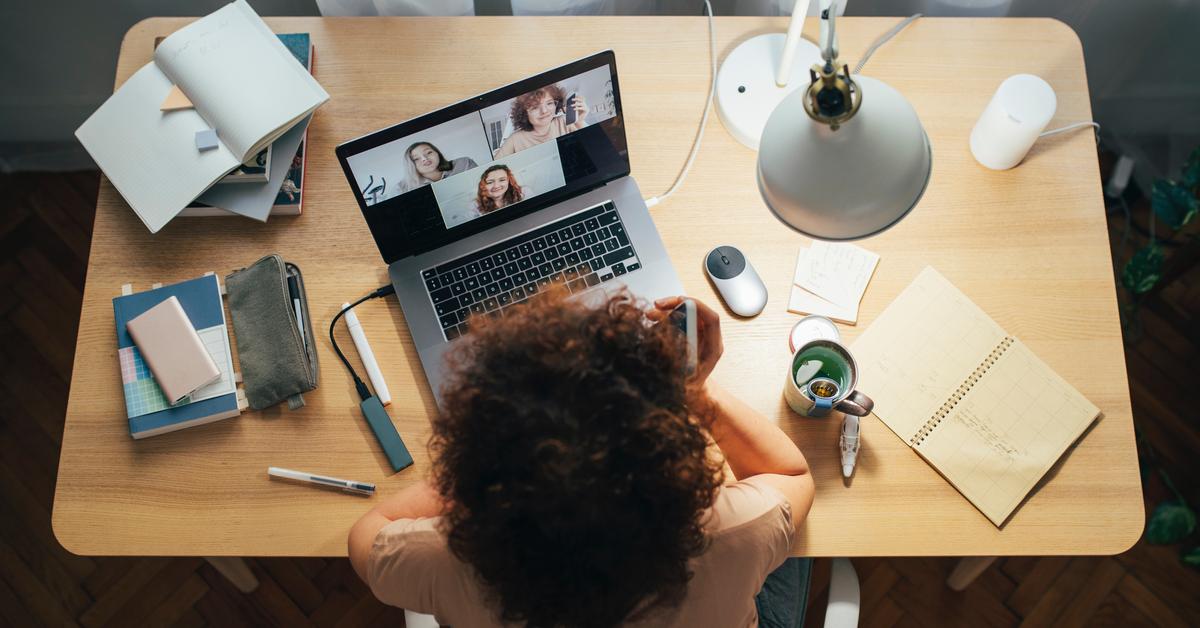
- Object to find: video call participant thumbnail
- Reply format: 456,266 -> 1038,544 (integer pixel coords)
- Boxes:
493,83 -> 588,159
470,165 -> 530,218
398,142 -> 478,195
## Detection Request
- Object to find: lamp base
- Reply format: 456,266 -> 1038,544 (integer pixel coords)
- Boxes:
714,33 -> 823,152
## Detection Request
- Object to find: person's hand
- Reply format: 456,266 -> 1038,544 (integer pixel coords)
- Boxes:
649,296 -> 723,386
570,95 -> 588,126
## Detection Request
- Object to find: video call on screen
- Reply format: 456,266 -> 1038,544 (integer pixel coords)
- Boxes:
346,62 -> 630,264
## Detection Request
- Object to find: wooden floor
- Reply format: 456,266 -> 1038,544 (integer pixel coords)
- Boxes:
1,170 -> 1197,627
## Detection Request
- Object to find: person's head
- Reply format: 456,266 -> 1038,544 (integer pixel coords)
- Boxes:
476,165 -> 522,214
432,289 -> 723,628
510,83 -> 568,133
401,142 -> 452,191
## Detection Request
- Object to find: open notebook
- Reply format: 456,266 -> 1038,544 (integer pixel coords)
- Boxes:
851,267 -> 1100,526
75,0 -> 328,233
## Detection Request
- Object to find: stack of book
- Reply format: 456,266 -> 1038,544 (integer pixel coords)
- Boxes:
174,32 -> 315,219
75,0 -> 328,232
113,275 -> 244,439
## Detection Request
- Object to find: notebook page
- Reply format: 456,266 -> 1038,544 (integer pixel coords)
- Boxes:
914,338 -> 1100,526
851,266 -> 1008,443
75,62 -> 240,233
154,0 -> 328,162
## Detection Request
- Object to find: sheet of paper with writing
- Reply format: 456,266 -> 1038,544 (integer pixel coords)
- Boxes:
794,241 -> 880,311
788,247 -> 859,324
914,338 -> 1100,525
851,266 -> 1100,526
852,266 -> 1004,443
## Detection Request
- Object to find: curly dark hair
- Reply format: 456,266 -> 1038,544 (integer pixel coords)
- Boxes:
510,83 -> 568,133
431,288 -> 723,628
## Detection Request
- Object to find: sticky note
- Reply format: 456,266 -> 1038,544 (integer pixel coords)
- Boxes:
788,248 -> 859,325
196,129 -> 218,151
794,241 -> 880,311
160,84 -> 194,111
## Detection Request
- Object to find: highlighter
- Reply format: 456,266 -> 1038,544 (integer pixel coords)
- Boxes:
341,302 -> 391,405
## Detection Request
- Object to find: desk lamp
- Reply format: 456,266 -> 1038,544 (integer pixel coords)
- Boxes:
748,2 -> 933,241
714,0 -> 824,151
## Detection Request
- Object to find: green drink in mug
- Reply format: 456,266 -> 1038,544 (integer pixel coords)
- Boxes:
784,339 -> 873,417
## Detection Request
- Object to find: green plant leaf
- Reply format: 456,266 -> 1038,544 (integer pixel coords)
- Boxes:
1184,146 -> 1200,189
1183,546 -> 1200,570
1147,500 -> 1196,543
1151,180 -> 1198,228
1122,242 -> 1165,294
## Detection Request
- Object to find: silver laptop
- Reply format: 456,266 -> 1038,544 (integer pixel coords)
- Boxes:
336,51 -> 684,408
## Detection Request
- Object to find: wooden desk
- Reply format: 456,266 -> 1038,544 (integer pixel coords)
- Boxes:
53,16 -> 1142,559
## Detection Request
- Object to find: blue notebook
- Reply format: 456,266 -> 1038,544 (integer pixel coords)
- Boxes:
113,275 -> 241,439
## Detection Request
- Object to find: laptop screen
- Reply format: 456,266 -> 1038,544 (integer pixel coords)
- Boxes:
336,51 -> 629,265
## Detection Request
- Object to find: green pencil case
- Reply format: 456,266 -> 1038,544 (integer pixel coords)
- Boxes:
226,254 -> 319,411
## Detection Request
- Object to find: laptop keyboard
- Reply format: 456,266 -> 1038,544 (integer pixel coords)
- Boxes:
422,201 -> 642,341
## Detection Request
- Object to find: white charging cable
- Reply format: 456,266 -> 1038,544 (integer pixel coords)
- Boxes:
645,0 -> 715,208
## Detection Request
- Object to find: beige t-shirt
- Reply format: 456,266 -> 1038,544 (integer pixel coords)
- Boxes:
368,478 -> 794,627
494,116 -> 585,158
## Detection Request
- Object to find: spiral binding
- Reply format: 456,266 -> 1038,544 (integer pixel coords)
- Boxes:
910,336 -> 1014,446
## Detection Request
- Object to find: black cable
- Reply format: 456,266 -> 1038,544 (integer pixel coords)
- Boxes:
329,284 -> 395,401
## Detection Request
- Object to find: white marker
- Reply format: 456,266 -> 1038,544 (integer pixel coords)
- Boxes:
268,467 -> 374,496
342,302 -> 391,405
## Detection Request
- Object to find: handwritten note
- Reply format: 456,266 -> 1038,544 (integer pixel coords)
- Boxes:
794,241 -> 880,311
788,247 -> 859,324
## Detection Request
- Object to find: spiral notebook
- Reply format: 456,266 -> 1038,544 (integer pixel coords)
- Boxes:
851,267 -> 1100,526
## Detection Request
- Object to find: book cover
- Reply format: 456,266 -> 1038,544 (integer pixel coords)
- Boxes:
113,275 -> 241,438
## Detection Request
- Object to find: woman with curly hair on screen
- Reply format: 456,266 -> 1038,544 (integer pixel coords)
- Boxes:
348,289 -> 815,628
467,164 -> 531,219
493,83 -> 589,158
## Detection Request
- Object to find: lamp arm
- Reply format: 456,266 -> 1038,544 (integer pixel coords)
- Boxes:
818,0 -> 839,64
775,0 -> 812,87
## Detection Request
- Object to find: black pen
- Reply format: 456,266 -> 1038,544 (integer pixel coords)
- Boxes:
287,275 -> 306,351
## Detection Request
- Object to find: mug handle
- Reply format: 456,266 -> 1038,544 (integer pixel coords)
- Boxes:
835,391 -> 874,416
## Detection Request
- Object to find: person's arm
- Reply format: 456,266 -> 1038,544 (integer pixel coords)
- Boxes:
704,379 -> 815,528
348,478 -> 450,584
650,297 -> 815,530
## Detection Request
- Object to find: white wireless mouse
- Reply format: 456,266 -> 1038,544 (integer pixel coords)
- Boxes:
704,246 -> 767,317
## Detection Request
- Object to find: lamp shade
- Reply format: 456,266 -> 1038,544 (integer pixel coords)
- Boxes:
757,74 -> 932,241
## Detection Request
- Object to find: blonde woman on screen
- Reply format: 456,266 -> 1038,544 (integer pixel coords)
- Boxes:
493,84 -> 588,158
396,142 -> 478,195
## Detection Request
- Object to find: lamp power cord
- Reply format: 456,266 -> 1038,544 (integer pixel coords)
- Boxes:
329,284 -> 395,401
646,4 -> 1098,207
644,0 -> 715,208
853,13 -> 921,75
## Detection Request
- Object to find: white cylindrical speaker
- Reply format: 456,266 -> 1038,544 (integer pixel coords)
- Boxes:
969,74 -> 1057,170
